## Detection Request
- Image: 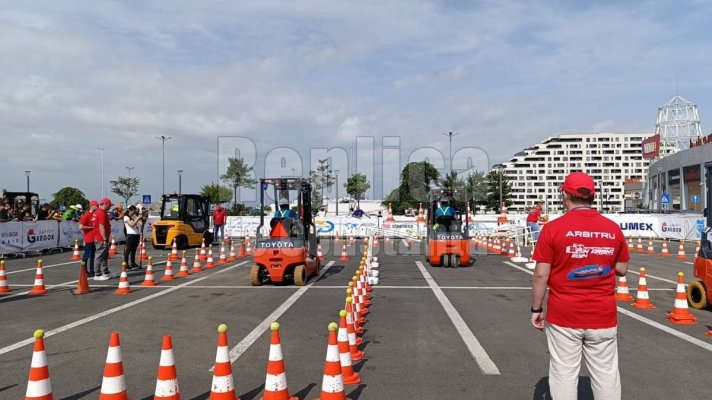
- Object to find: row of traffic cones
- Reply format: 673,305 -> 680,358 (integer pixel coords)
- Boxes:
615,268 -> 699,325
625,236 -> 699,259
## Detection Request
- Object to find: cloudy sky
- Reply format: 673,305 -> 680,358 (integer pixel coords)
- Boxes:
2,0 -> 711,204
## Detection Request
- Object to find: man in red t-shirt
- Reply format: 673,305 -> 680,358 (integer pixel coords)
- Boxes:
212,204 -> 228,242
78,200 -> 99,276
92,197 -> 114,280
526,201 -> 544,242
531,172 -> 629,400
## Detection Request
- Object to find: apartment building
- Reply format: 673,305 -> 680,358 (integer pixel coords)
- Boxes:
497,133 -> 674,213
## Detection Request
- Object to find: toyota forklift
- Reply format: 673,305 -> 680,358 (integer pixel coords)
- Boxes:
687,161 -> 712,309
251,178 -> 320,286
151,194 -> 213,250
425,189 -> 473,267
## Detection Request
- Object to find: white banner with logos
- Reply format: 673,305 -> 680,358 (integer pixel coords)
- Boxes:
0,220 -> 132,255
0,222 -> 24,253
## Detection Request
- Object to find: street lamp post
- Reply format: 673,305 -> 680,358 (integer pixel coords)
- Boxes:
442,131 -> 461,173
177,170 -> 183,196
25,170 -> 31,192
97,147 -> 105,198
334,169 -> 340,216
155,135 -> 173,195
126,166 -> 134,177
492,164 -> 505,213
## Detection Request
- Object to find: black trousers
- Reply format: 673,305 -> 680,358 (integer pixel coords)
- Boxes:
124,234 -> 141,266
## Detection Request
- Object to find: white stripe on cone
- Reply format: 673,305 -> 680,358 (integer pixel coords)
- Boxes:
264,372 -> 288,392
101,375 -> 126,394
105,347 -> 122,363
215,346 -> 229,363
26,379 -> 52,397
155,379 -> 179,395
321,375 -> 345,394
211,375 -> 234,393
325,344 -> 339,362
269,343 -> 283,361
159,349 -> 175,366
637,291 -> 650,300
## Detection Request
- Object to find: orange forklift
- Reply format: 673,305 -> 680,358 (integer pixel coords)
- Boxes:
687,161 -> 712,309
251,178 -> 320,286
425,189 -> 473,267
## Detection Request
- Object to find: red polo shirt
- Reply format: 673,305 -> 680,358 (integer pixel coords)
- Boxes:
79,211 -> 95,244
93,208 -> 111,243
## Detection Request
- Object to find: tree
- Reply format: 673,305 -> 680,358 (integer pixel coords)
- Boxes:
201,183 -> 232,204
313,159 -> 334,205
110,176 -> 140,206
50,187 -> 89,210
465,171 -> 488,208
382,161 -> 439,214
441,170 -> 464,191
345,173 -> 370,206
221,156 -> 257,206
308,170 -> 324,209
485,170 -> 512,212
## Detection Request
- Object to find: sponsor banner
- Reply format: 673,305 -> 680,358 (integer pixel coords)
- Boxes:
58,221 -> 84,247
22,221 -> 59,252
642,134 -> 660,159
0,222 -> 24,253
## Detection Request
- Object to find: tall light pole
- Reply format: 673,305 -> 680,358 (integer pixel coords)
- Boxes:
155,136 -> 173,195
25,170 -> 31,192
493,164 -> 505,212
126,166 -> 134,177
97,147 -> 105,198
442,131 -> 461,173
177,169 -> 183,196
333,169 -> 340,216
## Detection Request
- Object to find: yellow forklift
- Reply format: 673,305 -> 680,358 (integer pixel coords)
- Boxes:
151,194 -> 213,250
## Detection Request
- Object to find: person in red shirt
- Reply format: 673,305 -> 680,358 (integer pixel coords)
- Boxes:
212,204 -> 228,242
92,198 -> 114,280
526,201 -> 544,242
531,172 -> 629,400
78,200 -> 99,276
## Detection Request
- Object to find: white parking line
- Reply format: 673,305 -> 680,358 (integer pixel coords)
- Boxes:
503,261 -> 711,353
415,260 -> 500,375
0,261 -> 248,356
215,261 -> 336,369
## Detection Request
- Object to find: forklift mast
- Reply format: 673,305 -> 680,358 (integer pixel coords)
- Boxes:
701,162 -> 712,258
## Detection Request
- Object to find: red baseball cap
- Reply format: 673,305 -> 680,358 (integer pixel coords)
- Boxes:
100,197 -> 113,206
561,172 -> 596,196
89,200 -> 99,207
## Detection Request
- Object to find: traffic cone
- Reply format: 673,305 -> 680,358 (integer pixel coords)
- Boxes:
497,205 -> 508,224
73,261 -> 91,295
632,267 -> 655,309
210,324 -> 238,400
99,332 -> 128,400
237,240 -> 246,258
153,335 -> 180,400
345,289 -> 363,346
177,251 -> 190,277
245,236 -> 253,255
339,244 -> 349,262
666,272 -> 698,325
114,263 -> 132,295
316,322 -> 351,400
138,240 -> 148,261
507,240 -> 515,258
345,297 -> 364,361
646,239 -> 655,254
71,239 -> 81,261
191,250 -> 203,273
109,237 -> 119,255
0,260 -> 12,294
218,242 -> 228,265
25,329 -> 53,400
169,238 -> 179,261
259,323 -> 298,400
337,311 -> 361,385
416,203 -> 425,223
199,238 -> 208,261
385,203 -> 395,223
636,235 -> 644,253
205,246 -> 215,268
317,243 -> 324,262
162,258 -> 175,282
228,240 -> 238,261
660,239 -> 670,257
28,260 -> 48,296
334,233 -> 340,244
614,276 -> 633,302
142,257 -> 157,287
676,240 -> 687,259
627,236 -> 634,251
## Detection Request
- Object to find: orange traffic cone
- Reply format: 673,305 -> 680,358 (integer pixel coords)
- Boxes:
153,335 -> 180,400
114,263 -> 132,295
614,276 -> 633,302
227,240 -> 238,261
162,258 -> 175,281
339,244 -> 349,262
627,236 -> 634,252
646,239 -> 655,254
245,236 -> 253,255
337,310 -> 361,385
238,240 -> 247,258
100,332 -> 128,400
676,240 -> 687,259
218,242 -> 228,265
142,257 -> 157,287
109,237 -> 119,256
29,260 -> 48,296
0,260 -> 12,294
74,261 -> 92,295
199,238 -> 207,261
666,272 -> 698,325
345,289 -> 363,346
385,202 -> 395,223
334,233 -> 340,244
177,251 -> 190,277
25,329 -> 53,400
345,297 -> 364,360
205,246 -> 215,268
316,322 -> 351,400
507,240 -> 515,258
191,250 -> 203,273
317,243 -> 324,262
210,324 -> 238,400
416,202 -> 425,223
169,238 -> 179,261
139,238 -> 148,261
632,268 -> 655,309
71,239 -> 81,261
660,239 -> 670,257
260,323 -> 298,400
636,236 -> 644,253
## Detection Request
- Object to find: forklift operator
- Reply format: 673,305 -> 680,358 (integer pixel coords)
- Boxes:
434,201 -> 457,233
274,203 -> 298,218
